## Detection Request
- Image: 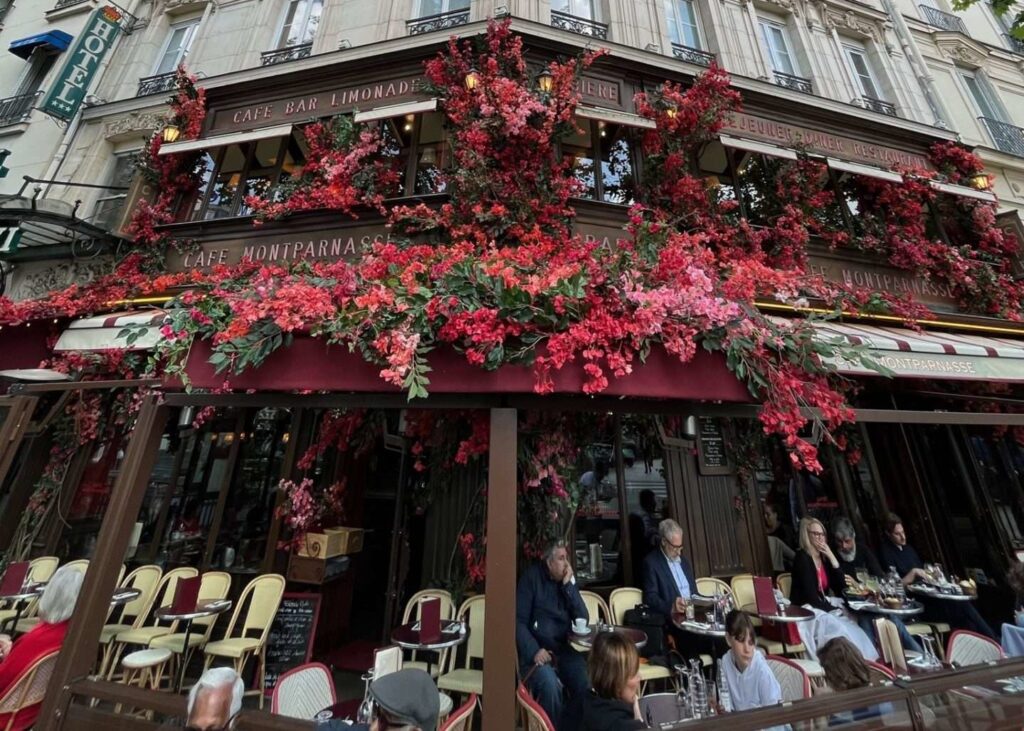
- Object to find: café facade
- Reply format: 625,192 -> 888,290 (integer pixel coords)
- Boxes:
2,17 -> 1024,731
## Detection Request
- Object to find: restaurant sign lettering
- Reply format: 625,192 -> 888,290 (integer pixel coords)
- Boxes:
42,6 -> 122,122
805,251 -> 957,310
831,352 -> 1024,382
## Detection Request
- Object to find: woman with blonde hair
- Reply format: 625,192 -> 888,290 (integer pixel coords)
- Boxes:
582,631 -> 645,730
790,518 -> 879,662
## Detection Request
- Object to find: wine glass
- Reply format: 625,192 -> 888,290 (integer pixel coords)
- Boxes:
356,671 -> 375,723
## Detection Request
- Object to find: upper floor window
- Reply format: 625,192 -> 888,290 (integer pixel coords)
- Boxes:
843,43 -> 884,100
15,48 -> 58,97
563,119 -> 637,205
414,0 -> 470,17
665,0 -> 702,49
94,153 -> 136,231
758,19 -> 798,76
553,0 -> 597,20
959,69 -> 1005,121
276,0 -> 323,49
155,20 -> 199,76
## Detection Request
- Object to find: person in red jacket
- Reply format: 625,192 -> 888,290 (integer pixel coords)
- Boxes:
0,565 -> 83,731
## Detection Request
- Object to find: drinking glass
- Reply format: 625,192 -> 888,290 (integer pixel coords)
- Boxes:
856,569 -> 870,588
356,672 -> 374,723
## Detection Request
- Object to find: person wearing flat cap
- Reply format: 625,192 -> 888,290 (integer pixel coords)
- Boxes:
346,668 -> 440,731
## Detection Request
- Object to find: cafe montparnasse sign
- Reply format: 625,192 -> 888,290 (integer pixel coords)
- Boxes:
42,5 -> 122,122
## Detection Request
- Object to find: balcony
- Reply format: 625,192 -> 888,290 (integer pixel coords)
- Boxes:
919,5 -> 968,34
860,96 -> 897,117
671,43 -> 715,67
773,71 -> 813,94
407,8 -> 470,35
980,117 -> 1024,157
53,0 -> 90,8
0,91 -> 39,127
550,10 -> 608,39
136,72 -> 178,97
1005,33 -> 1024,54
260,42 -> 312,67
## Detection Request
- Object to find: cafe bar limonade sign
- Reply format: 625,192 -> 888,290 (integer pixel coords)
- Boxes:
42,6 -> 122,122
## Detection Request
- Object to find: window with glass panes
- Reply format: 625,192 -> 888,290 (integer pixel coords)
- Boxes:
378,112 -> 449,197
563,119 -> 637,204
93,153 -> 136,231
155,20 -> 199,76
758,19 -> 798,75
276,0 -> 323,48
414,0 -> 470,17
843,43 -> 885,100
552,0 -> 597,20
959,69 -> 1005,121
665,0 -> 702,49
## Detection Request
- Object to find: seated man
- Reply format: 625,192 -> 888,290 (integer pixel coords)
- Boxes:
180,667 -> 243,731
878,514 -> 996,640
0,566 -> 83,731
831,516 -> 922,654
516,540 -> 590,731
350,669 -> 440,731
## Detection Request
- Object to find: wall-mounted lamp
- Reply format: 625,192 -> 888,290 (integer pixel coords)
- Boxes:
536,68 -> 554,95
162,124 -> 181,143
970,173 -> 991,191
464,68 -> 480,90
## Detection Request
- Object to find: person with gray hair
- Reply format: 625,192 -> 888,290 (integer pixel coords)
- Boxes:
515,539 -> 589,730
0,564 -> 84,730
185,667 -> 243,731
642,519 -> 696,620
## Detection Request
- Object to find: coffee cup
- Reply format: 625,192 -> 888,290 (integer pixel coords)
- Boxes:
573,618 -> 588,633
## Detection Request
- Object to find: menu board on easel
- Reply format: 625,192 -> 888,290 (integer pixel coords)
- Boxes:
696,417 -> 733,476
263,593 -> 321,695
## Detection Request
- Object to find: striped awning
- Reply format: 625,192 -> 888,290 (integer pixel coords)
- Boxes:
54,311 -> 166,352
808,320 -> 1024,382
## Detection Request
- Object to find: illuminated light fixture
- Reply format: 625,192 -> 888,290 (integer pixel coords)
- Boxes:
537,68 -> 554,94
970,173 -> 991,191
464,68 -> 480,90
665,106 -> 678,119
162,124 -> 181,144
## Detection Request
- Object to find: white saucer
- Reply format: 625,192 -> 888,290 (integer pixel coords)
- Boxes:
573,626 -> 592,636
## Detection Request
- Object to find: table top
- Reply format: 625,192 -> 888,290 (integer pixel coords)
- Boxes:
908,583 -> 976,601
741,603 -> 814,623
391,621 -> 468,651
111,587 -> 142,606
155,599 -> 232,622
0,584 -> 43,602
571,624 -> 648,650
848,598 -> 925,617
640,693 -> 695,726
671,610 -> 726,638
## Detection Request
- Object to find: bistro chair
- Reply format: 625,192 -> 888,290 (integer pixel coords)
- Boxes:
605,587 -> 673,688
874,618 -> 908,674
866,660 -> 897,684
0,649 -> 58,731
440,692 -> 476,731
946,630 -> 1004,667
203,573 -> 286,709
765,655 -> 812,701
730,574 -> 784,655
696,577 -> 730,597
120,647 -> 173,693
516,684 -> 555,731
400,589 -> 455,678
776,573 -> 792,598
149,571 -> 233,680
438,594 -> 485,700
0,557 -> 59,630
96,564 -> 167,678
270,662 -> 336,720
105,566 -> 197,680
579,590 -> 610,625
13,559 -> 91,636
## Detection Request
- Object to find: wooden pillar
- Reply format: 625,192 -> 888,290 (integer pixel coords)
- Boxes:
482,408 -> 516,731
38,396 -> 169,731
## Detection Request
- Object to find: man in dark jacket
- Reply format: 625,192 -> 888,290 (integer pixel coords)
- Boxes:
878,514 -> 996,640
516,540 -> 590,730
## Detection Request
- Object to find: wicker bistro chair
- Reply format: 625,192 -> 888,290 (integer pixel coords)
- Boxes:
440,692 -> 477,731
765,655 -> 812,701
400,589 -> 455,678
696,577 -> 731,598
866,660 -> 897,684
0,557 -> 59,631
517,684 -> 555,731
14,559 -> 91,636
105,566 -> 199,680
0,650 -> 59,731
947,629 -> 1004,667
202,573 -> 286,709
579,590 -> 611,625
438,595 -> 485,699
270,662 -> 336,720
96,565 -> 169,678
730,574 -> 784,655
776,573 -> 792,599
149,571 -> 232,680
606,587 -> 674,688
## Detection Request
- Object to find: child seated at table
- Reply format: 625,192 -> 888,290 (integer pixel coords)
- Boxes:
819,637 -> 894,726
720,610 -> 783,713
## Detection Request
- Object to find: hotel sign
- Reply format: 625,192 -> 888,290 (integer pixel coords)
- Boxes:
42,6 -> 122,122
725,112 -> 933,171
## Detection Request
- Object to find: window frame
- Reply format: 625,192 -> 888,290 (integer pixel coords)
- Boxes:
958,68 -> 1006,122
552,0 -> 598,21
14,47 -> 59,97
93,152 -> 137,230
758,18 -> 800,76
274,0 -> 324,50
414,0 -> 471,17
842,42 -> 885,101
153,19 -> 200,77
562,117 -> 641,205
191,136 -> 293,221
665,0 -> 704,50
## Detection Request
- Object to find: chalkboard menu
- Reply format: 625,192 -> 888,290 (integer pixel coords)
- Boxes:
263,593 -> 321,695
696,417 -> 733,476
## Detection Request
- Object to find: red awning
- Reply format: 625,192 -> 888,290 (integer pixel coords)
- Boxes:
179,336 -> 752,402
0,324 -> 54,371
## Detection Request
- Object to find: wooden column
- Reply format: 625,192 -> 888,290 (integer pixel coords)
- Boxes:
38,396 -> 169,731
482,408 -> 516,731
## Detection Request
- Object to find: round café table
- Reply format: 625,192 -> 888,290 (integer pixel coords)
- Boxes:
640,692 -> 697,725
390,621 -> 467,676
672,610 -> 727,639
741,603 -> 814,623
111,587 -> 142,607
155,599 -> 233,693
0,583 -> 43,633
907,583 -> 976,602
571,624 -> 648,650
849,598 -> 925,618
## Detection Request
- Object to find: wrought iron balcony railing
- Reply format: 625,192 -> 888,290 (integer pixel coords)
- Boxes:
136,71 -> 178,97
1004,32 -> 1024,54
550,10 -> 608,39
260,42 -> 312,67
407,8 -> 470,35
980,116 -> 1024,157
773,71 -> 813,94
671,43 -> 715,67
53,0 -> 90,9
860,96 -> 897,116
919,5 -> 968,33
0,91 -> 39,127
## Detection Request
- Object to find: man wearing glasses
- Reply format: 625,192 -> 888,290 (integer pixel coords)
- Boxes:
643,519 -> 708,659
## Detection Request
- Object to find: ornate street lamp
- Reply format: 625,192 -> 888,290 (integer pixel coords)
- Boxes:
536,68 -> 554,95
464,68 -> 480,90
162,124 -> 181,143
